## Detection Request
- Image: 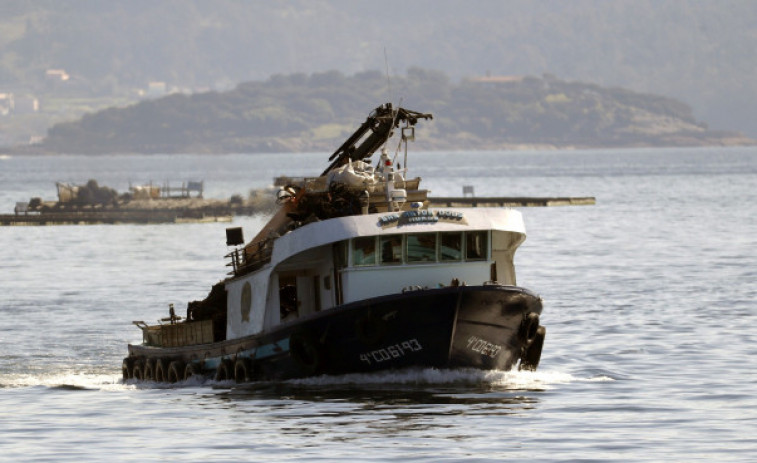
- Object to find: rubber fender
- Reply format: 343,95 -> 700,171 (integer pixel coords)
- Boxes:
184,362 -> 200,381
154,358 -> 168,382
234,357 -> 254,383
519,312 -> 541,344
122,357 -> 134,381
143,358 -> 155,381
132,359 -> 145,381
519,326 -> 546,371
215,358 -> 235,381
167,360 -> 185,383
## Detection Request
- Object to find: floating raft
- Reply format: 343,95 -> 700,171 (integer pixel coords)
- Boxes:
427,196 -> 596,207
0,208 -> 248,226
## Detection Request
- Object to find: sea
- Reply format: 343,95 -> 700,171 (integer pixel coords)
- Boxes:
0,147 -> 755,462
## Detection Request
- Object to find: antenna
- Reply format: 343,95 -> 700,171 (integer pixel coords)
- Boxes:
382,49 -> 402,154
384,47 -> 392,103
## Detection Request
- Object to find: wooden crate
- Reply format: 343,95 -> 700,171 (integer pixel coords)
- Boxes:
160,320 -> 214,347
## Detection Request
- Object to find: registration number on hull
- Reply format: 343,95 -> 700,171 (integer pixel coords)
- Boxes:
467,335 -> 503,358
359,339 -> 423,365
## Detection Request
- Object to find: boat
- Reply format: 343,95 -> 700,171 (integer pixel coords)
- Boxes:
121,103 -> 546,383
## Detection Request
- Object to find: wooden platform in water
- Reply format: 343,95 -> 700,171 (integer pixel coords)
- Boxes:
2,197 -> 596,225
0,209 -> 240,226
427,196 -> 596,207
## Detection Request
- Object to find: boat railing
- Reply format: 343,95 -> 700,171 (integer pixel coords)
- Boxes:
225,239 -> 273,277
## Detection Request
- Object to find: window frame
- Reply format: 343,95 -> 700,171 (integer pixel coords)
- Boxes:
439,231 -> 463,262
379,234 -> 404,265
464,230 -> 489,261
351,236 -> 377,267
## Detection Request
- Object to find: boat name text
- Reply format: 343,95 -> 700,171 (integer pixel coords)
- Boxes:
378,210 -> 466,228
359,339 -> 423,365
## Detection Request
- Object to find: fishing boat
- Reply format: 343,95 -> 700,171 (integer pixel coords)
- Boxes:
122,103 -> 546,383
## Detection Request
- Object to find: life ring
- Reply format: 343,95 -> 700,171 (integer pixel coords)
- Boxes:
519,326 -> 546,371
167,360 -> 185,383
154,358 -> 168,382
143,359 -> 155,381
215,358 -> 235,381
519,312 -> 540,345
355,312 -> 386,346
234,357 -> 254,383
289,331 -> 324,376
122,357 -> 134,381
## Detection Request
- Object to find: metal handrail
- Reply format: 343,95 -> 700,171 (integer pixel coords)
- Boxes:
225,239 -> 274,276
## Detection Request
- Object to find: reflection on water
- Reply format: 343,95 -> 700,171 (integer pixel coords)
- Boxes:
208,369 -> 549,438
217,367 -> 582,420
224,380 -> 539,411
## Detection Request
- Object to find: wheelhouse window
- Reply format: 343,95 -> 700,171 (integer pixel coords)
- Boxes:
406,233 -> 437,263
440,232 -> 462,262
349,231 -> 489,267
465,231 -> 488,261
352,236 -> 376,266
380,235 -> 403,264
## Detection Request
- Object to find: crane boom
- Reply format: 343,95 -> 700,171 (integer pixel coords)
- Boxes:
320,103 -> 432,176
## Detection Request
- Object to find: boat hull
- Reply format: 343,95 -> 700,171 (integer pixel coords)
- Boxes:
124,284 -> 545,382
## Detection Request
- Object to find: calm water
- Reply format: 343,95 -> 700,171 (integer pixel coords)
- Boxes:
1,147 -> 756,462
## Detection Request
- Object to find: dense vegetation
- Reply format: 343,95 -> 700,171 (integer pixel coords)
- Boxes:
41,69 -> 747,154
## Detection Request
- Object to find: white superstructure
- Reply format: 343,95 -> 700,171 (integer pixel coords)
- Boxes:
224,207 -> 526,340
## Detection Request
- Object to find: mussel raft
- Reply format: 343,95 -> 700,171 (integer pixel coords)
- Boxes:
122,103 -> 547,384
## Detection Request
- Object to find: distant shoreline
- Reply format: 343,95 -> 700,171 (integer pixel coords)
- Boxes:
4,134 -> 754,156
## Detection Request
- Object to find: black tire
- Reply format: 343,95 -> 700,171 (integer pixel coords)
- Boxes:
167,360 -> 185,383
154,358 -> 168,382
184,362 -> 200,381
143,359 -> 155,381
122,357 -> 134,381
234,357 -> 254,383
519,326 -> 546,371
519,312 -> 540,344
215,358 -> 234,381
132,359 -> 145,381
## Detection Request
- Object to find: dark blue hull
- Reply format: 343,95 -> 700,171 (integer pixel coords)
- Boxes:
124,284 -> 545,383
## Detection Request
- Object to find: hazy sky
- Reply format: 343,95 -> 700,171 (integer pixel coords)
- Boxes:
2,0 -> 756,135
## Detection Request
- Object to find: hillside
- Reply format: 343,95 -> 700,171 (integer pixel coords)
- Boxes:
1,1 -> 756,139
33,70 -> 753,154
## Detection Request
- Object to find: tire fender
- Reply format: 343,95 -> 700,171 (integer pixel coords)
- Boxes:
215,358 -> 235,381
167,360 -> 185,383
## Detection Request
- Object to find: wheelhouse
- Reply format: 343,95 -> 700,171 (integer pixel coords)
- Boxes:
224,208 -> 525,339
